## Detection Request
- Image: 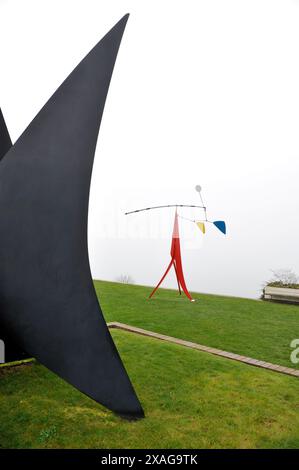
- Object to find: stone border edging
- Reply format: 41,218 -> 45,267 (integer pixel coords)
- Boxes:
2,323 -> 298,378
0,358 -> 35,369
108,322 -> 299,378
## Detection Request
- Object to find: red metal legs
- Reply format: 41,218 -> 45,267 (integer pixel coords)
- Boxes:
149,211 -> 193,301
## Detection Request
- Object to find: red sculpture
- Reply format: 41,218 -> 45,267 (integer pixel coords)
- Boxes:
125,187 -> 226,302
149,210 -> 193,301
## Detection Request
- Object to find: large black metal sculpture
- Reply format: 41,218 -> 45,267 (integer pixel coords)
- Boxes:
0,110 -> 31,363
0,109 -> 12,160
0,14 -> 144,419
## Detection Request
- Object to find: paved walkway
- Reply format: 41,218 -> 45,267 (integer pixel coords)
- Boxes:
108,322 -> 299,378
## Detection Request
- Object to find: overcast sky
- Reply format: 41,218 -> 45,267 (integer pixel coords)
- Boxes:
0,0 -> 298,298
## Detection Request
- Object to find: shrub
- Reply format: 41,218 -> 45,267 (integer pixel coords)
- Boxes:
265,269 -> 299,289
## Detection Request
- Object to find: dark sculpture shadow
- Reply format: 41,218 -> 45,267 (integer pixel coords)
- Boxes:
0,14 -> 144,419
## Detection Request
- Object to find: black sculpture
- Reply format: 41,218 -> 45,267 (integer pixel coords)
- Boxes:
0,109 -> 31,363
0,14 -> 144,419
0,109 -> 12,160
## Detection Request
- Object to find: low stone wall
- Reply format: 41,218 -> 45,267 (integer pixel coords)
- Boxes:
263,286 -> 299,304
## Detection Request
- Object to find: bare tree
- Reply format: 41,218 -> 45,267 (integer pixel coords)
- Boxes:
266,268 -> 299,288
116,274 -> 135,285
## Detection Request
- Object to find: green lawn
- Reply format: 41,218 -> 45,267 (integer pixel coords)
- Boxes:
0,281 -> 298,449
1,330 -> 299,449
96,281 -> 299,369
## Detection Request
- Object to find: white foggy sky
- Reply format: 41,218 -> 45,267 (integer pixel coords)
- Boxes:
0,0 -> 298,298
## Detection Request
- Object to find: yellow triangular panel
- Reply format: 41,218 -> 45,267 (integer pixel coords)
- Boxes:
196,222 -> 205,234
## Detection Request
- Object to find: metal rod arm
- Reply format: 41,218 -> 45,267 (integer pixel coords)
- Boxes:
125,204 -> 206,215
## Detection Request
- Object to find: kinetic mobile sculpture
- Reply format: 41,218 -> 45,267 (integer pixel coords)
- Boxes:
126,186 -> 226,301
0,15 -> 144,419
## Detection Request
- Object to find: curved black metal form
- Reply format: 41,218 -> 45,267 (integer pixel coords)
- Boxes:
0,109 -> 12,160
0,14 -> 144,419
0,109 -> 31,363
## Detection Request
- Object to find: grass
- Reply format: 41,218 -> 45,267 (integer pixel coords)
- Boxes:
0,281 -> 298,448
0,329 -> 299,449
96,280 -> 299,369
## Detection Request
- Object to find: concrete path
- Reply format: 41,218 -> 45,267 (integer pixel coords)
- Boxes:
108,322 -> 299,378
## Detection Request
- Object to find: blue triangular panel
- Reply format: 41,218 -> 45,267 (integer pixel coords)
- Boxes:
213,220 -> 226,234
